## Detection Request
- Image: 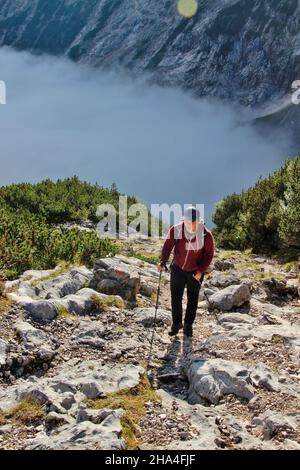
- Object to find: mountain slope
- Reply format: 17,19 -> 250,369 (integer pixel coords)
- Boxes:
0,238 -> 300,449
0,0 -> 300,106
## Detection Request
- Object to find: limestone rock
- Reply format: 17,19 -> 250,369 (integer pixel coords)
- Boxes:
0,339 -> 8,368
252,411 -> 300,440
90,257 -> 140,302
214,259 -> 234,271
35,267 -> 93,299
134,307 -> 172,327
71,321 -> 106,349
14,320 -> 57,361
188,359 -> 255,404
208,283 -> 251,311
29,417 -> 125,450
21,299 -> 58,322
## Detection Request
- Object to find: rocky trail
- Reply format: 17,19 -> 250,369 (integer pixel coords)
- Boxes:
0,238 -> 299,450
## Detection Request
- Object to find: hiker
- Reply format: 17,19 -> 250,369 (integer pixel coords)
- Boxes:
158,207 -> 215,338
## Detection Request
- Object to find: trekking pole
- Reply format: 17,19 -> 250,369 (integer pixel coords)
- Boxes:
146,264 -> 168,384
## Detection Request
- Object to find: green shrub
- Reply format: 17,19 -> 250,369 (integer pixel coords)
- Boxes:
0,177 -> 147,279
213,156 -> 300,259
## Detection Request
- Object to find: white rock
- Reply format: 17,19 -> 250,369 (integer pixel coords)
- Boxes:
188,359 -> 255,404
134,307 -> 172,327
0,339 -> 7,367
252,411 -> 300,440
208,282 -> 251,311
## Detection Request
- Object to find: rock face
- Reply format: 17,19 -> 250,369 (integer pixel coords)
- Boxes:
188,359 -> 255,404
0,360 -> 145,412
21,299 -> 59,322
0,339 -> 7,367
29,414 -> 126,450
134,307 -> 172,327
90,257 -> 140,303
14,321 -> 57,362
0,0 -> 299,107
0,359 -> 144,450
34,267 -> 93,299
71,321 -> 106,349
208,282 -> 251,311
252,411 -> 300,441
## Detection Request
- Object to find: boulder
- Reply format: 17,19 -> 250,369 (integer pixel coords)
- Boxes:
214,259 -> 234,271
263,277 -> 299,300
72,321 -> 106,349
252,411 -> 300,440
134,307 -> 172,327
90,257 -> 140,302
21,298 -> 58,322
208,282 -> 251,311
35,267 -> 93,299
14,320 -> 57,361
55,288 -> 123,316
29,417 -> 125,450
188,359 -> 255,404
0,339 -> 7,368
208,272 -> 241,288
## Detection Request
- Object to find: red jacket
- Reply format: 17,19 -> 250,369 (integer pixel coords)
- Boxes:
160,222 -> 215,273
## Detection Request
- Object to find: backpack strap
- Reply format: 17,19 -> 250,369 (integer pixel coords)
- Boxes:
174,222 -> 208,251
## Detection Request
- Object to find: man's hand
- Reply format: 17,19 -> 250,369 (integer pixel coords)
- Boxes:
157,264 -> 164,273
193,271 -> 202,282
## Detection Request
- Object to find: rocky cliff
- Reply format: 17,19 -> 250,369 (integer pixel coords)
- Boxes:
0,0 -> 300,107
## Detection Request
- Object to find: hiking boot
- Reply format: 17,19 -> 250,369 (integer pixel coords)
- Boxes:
183,323 -> 193,338
168,322 -> 183,336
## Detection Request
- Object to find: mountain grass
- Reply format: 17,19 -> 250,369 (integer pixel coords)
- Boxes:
86,374 -> 159,449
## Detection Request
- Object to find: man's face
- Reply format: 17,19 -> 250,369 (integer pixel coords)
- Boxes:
184,219 -> 200,233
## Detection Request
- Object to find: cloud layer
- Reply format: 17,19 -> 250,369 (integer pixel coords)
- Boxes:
0,47 -> 294,225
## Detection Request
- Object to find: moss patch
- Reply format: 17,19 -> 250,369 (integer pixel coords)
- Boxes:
219,250 -> 242,260
134,252 -> 160,265
30,264 -> 71,287
282,261 -> 300,273
235,262 -> 261,271
0,279 -> 13,316
57,305 -> 77,320
91,295 -> 125,312
0,296 -> 12,316
252,270 -> 286,282
271,334 -> 284,344
243,248 -> 253,257
0,401 -> 45,426
86,374 -> 159,449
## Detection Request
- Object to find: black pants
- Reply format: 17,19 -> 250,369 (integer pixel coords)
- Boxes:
170,263 -> 202,327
